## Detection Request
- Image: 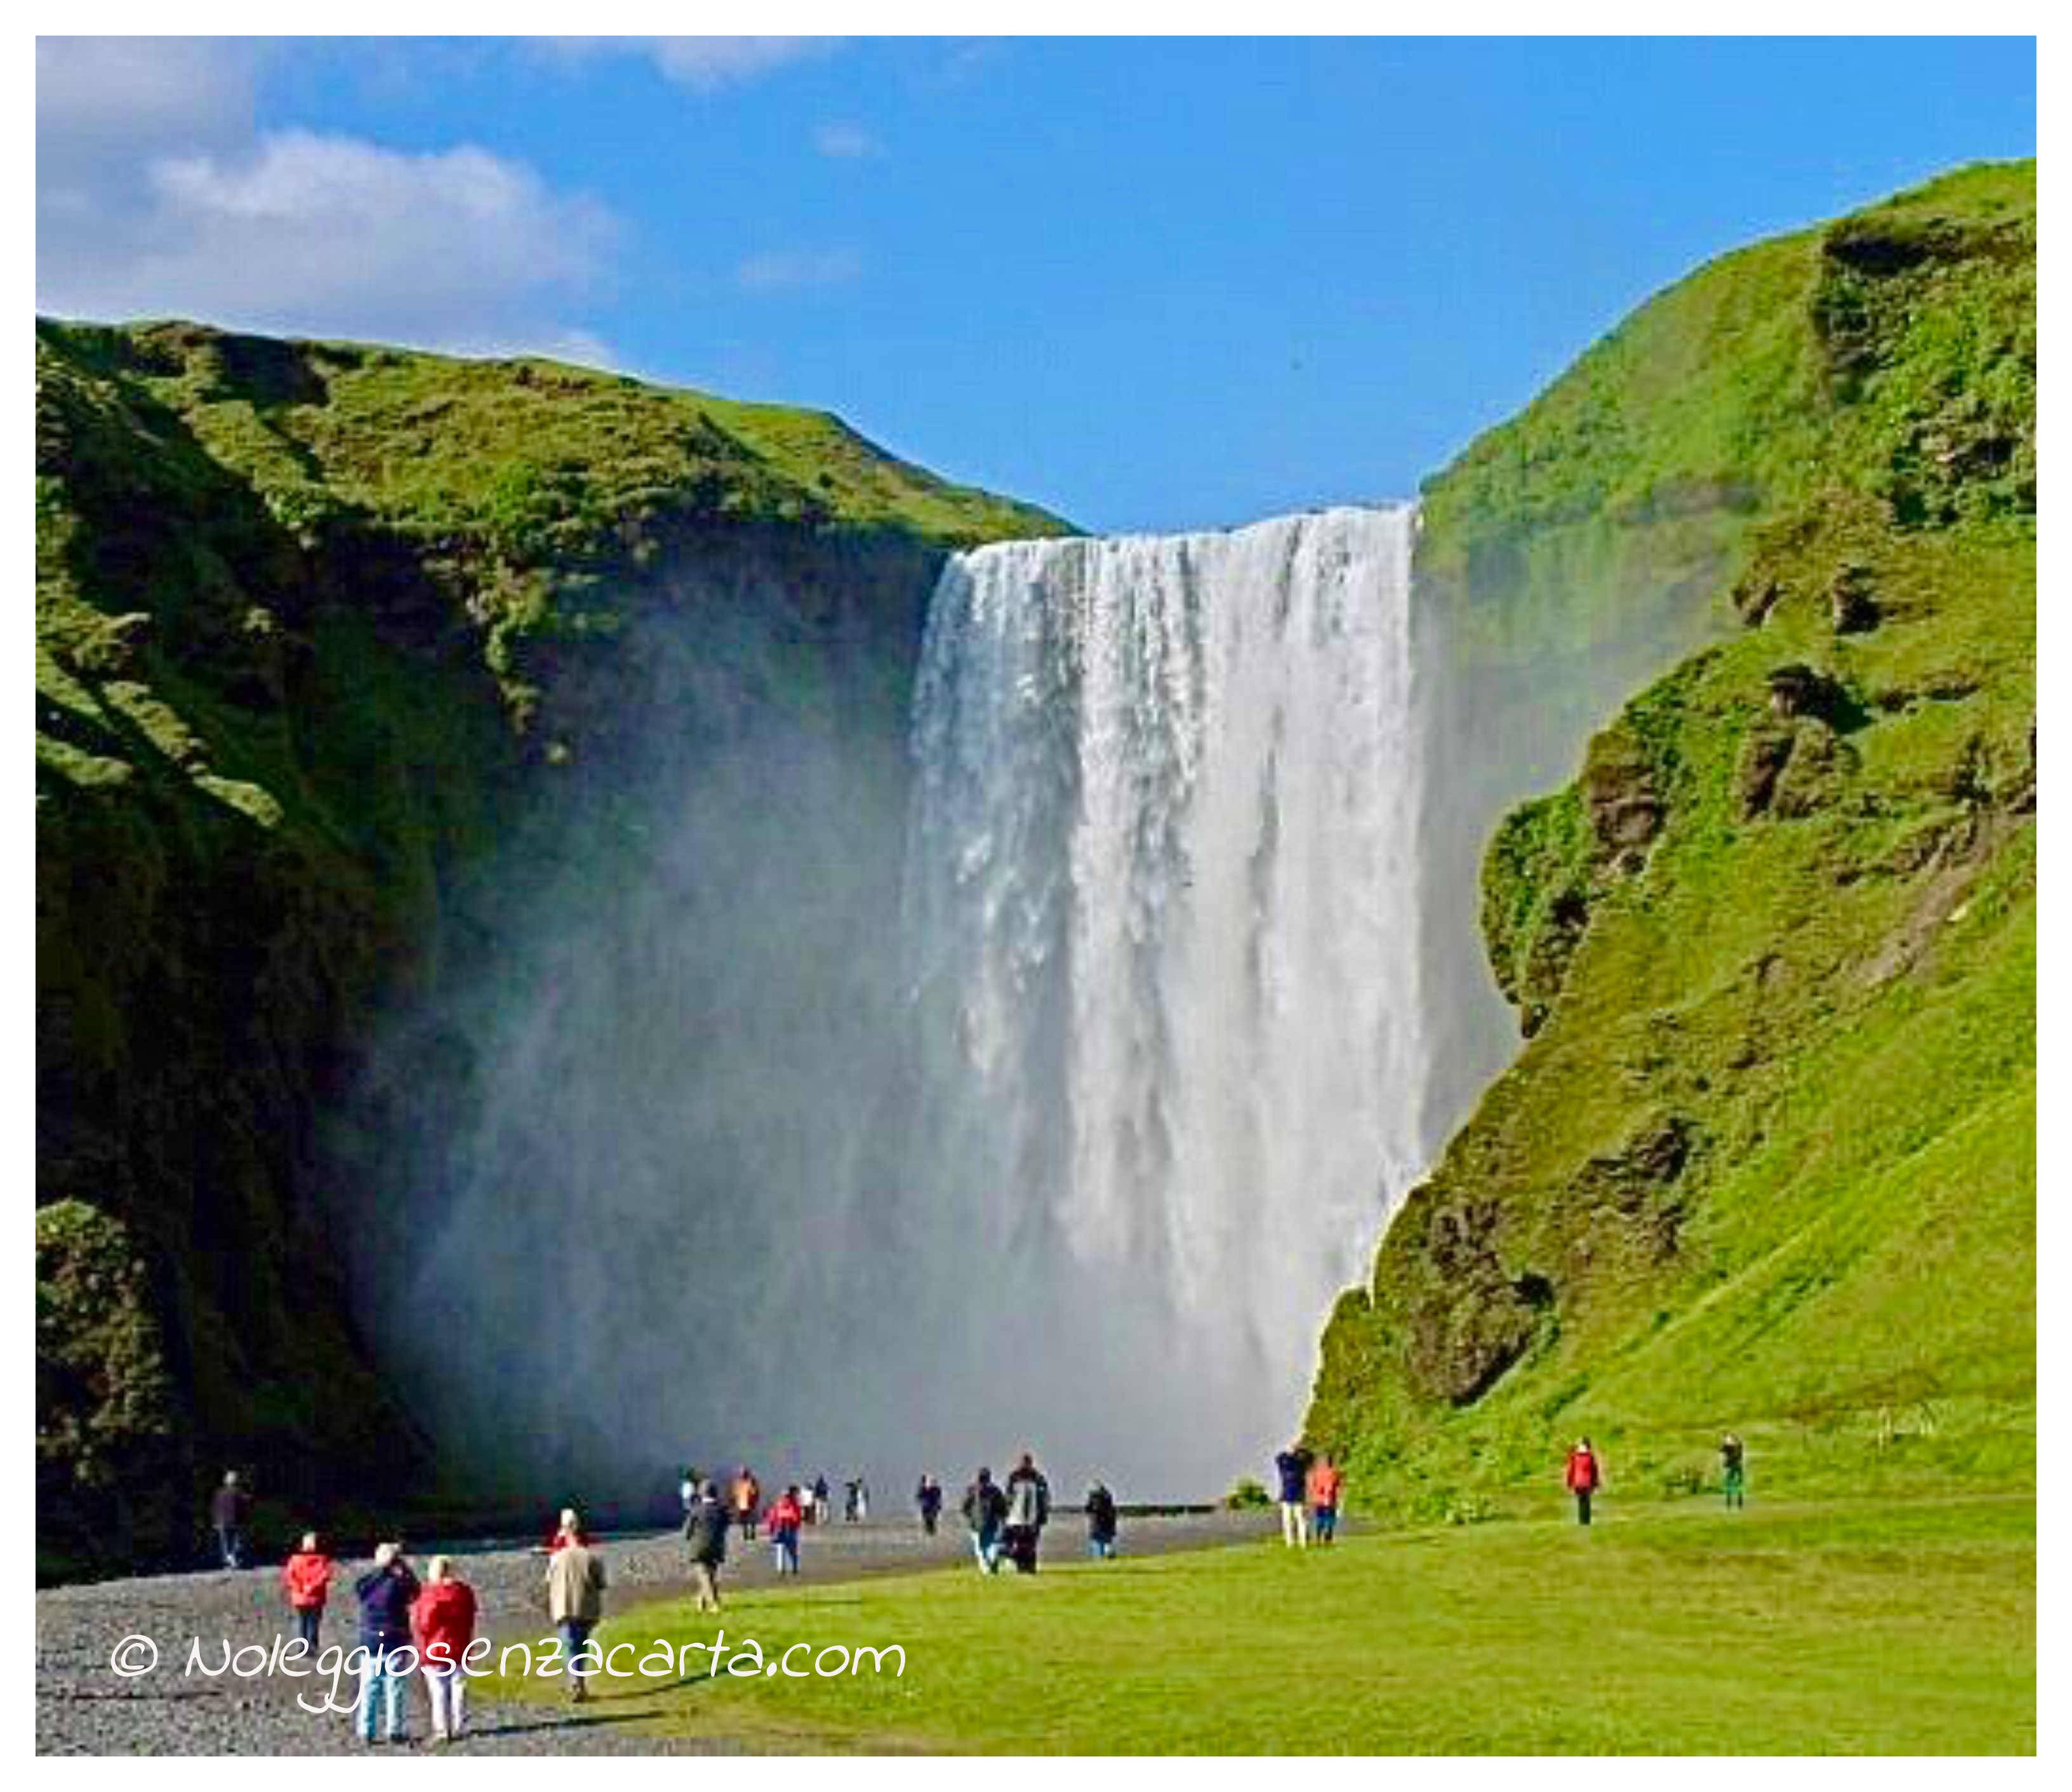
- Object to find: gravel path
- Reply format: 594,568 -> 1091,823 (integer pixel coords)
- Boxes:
37,1509 -> 1272,1755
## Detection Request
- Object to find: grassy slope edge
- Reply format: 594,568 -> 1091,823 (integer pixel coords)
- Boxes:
1308,160 -> 2035,1518
34,321 -> 1065,1576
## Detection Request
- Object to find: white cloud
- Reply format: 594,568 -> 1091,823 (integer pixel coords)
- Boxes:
813,121 -> 881,161
36,41 -> 619,360
733,248 -> 861,294
545,36 -> 840,91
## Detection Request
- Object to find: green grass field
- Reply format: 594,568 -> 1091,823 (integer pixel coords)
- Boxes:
482,1495 -> 2033,1753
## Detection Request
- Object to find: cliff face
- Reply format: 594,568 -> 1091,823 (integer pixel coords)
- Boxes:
1312,162 -> 2035,1517
34,319 -> 1065,1577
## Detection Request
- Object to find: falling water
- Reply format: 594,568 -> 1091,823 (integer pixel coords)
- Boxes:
355,504 -> 1438,1507
899,504 -> 1431,1494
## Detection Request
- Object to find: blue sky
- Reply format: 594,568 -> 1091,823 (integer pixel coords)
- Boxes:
37,36 -> 2035,531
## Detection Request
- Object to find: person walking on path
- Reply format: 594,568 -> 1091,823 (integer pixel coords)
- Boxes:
679,1467 -> 699,1522
1002,1452 -> 1051,1574
411,1556 -> 478,1745
1565,1438 -> 1604,1526
854,1478 -> 871,1522
353,1542 -> 420,1744
545,1529 -> 608,1703
917,1475 -> 944,1536
730,1468 -> 761,1542
1084,1481 -> 1119,1560
281,1531 -> 333,1652
683,1480 -> 728,1612
767,1486 -> 805,1576
1308,1455 -> 1344,1546
211,1471 -> 250,1569
963,1467 -> 1007,1574
812,1475 -> 832,1525
1273,1444 -> 1313,1549
1720,1434 -> 1747,1510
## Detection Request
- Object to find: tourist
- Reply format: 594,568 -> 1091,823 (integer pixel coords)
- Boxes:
545,1506 -> 589,1551
684,1480 -> 728,1611
767,1485 -> 805,1576
354,1542 -> 420,1744
211,1470 -> 249,1569
730,1467 -> 761,1541
917,1475 -> 944,1536
812,1475 -> 832,1525
1085,1480 -> 1119,1560
679,1466 -> 699,1521
411,1556 -> 478,1744
1720,1433 -> 1747,1510
854,1477 -> 871,1522
1308,1454 -> 1344,1546
844,1478 -> 860,1522
1565,1437 -> 1604,1526
545,1525 -> 608,1702
1273,1442 -> 1313,1548
1002,1452 -> 1051,1574
281,1530 -> 333,1652
963,1467 -> 1007,1573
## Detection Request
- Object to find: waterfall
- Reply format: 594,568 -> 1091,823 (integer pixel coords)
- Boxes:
354,503 -> 1436,1508
898,504 -> 1431,1494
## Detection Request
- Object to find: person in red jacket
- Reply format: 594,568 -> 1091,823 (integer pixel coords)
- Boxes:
544,1507 -> 590,1552
1565,1438 -> 1604,1526
281,1531 -> 333,1652
411,1556 -> 479,1744
766,1486 -> 804,1576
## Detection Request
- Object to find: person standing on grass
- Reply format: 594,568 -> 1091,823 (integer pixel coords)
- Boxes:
354,1542 -> 420,1744
211,1470 -> 250,1569
684,1480 -> 728,1611
545,1527 -> 608,1703
731,1468 -> 761,1542
963,1466 -> 1007,1573
1720,1434 -> 1747,1510
1085,1480 -> 1119,1560
767,1485 -> 806,1576
411,1556 -> 478,1745
1565,1437 -> 1604,1526
1002,1452 -> 1052,1574
1273,1443 -> 1313,1549
1308,1454 -> 1344,1546
281,1530 -> 333,1652
917,1475 -> 944,1536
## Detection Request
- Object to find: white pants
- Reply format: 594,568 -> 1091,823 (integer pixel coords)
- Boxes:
1280,1501 -> 1310,1548
424,1665 -> 467,1739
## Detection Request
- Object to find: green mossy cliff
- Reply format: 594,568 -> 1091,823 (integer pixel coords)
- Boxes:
1310,162 -> 2035,1518
34,319 -> 1066,1578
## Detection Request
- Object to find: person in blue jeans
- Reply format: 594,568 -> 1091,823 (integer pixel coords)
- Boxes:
354,1542 -> 420,1744
1085,1481 -> 1119,1559
962,1468 -> 1007,1573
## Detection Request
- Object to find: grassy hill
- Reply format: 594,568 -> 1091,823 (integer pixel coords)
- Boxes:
34,320 -> 1065,1577
1310,161 -> 2035,1518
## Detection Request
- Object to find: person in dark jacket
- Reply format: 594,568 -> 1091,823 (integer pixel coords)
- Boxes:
1085,1481 -> 1119,1560
354,1543 -> 421,1744
1273,1444 -> 1313,1549
962,1468 -> 1007,1573
916,1475 -> 944,1536
684,1480 -> 728,1611
211,1471 -> 249,1569
1002,1452 -> 1051,1574
1720,1433 -> 1747,1510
